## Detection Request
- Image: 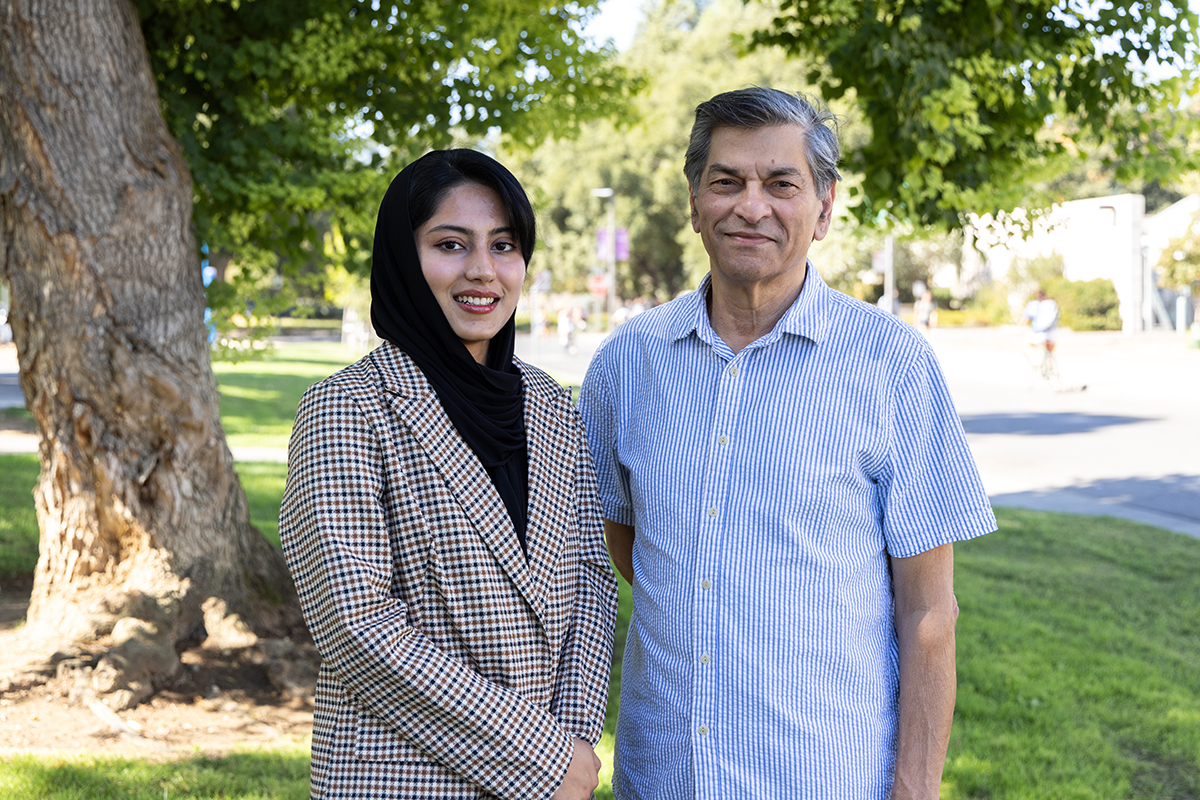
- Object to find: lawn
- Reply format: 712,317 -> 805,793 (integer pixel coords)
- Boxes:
211,341 -> 356,450
0,748 -> 310,799
1,341 -> 1198,797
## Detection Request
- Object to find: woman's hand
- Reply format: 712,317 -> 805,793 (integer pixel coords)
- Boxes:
551,738 -> 601,800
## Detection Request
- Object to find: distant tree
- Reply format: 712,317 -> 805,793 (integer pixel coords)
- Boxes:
751,0 -> 1200,228
140,0 -> 626,339
1159,210 -> 1200,321
510,0 -> 861,301
0,0 -> 624,705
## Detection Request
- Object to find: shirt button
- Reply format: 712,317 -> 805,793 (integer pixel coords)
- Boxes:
707,507 -> 717,518
717,434 -> 728,445
698,725 -> 709,735
728,365 -> 739,376
701,579 -> 712,590
700,654 -> 710,665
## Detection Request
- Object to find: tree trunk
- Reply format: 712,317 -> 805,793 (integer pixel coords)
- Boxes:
0,0 -> 300,707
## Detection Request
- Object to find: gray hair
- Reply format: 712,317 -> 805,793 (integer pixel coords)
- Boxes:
683,87 -> 842,200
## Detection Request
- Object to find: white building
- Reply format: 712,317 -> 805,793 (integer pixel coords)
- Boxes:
966,193 -> 1197,332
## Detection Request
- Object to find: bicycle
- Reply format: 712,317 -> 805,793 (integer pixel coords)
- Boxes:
1029,340 -> 1061,390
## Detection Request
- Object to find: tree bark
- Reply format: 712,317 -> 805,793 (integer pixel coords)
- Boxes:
0,0 -> 300,707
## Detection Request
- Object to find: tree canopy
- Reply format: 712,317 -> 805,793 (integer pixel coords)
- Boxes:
751,0 -> 1200,229
508,0 -> 861,300
138,0 -> 629,315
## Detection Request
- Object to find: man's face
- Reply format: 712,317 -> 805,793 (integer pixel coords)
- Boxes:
690,124 -> 835,288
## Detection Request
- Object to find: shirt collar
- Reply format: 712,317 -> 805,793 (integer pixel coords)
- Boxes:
669,261 -> 832,348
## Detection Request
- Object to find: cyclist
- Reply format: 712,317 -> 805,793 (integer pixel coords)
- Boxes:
1022,287 -> 1059,351
1021,287 -> 1060,385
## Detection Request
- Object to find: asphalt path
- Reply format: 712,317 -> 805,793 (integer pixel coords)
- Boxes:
517,324 -> 1200,539
0,369 -> 21,410
0,325 -> 1196,538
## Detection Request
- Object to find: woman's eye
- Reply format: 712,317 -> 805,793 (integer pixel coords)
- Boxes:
437,241 -> 464,251
494,241 -> 517,252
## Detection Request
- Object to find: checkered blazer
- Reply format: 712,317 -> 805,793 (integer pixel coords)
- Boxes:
280,342 -> 618,799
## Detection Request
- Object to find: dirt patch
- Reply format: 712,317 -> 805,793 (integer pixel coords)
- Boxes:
0,580 -> 316,759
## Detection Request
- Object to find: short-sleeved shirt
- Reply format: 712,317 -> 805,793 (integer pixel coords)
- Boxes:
1023,298 -> 1060,341
579,266 -> 996,799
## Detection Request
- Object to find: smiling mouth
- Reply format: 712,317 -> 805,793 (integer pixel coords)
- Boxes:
455,295 -> 499,312
726,231 -> 772,243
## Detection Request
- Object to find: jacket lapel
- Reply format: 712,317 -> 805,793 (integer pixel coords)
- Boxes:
374,346 -> 542,623
517,361 -> 575,620
372,346 -> 578,628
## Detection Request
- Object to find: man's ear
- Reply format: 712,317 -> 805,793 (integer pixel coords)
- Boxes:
813,182 -> 837,242
689,185 -> 700,233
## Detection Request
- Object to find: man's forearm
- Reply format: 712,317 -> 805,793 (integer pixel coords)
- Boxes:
603,519 -> 635,585
891,604 -> 957,800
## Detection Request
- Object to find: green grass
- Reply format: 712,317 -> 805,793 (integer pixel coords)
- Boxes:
212,341 -> 355,450
3,345 -> 1200,798
946,509 -> 1200,799
0,453 -> 40,576
0,406 -> 32,424
0,340 -> 352,575
0,747 -> 310,799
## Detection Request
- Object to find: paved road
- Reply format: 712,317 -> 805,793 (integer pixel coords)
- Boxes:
0,368 -> 21,410
516,324 -> 1200,539
1,327 -> 1197,537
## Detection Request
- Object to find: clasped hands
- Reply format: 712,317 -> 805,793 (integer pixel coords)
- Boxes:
551,737 -> 601,800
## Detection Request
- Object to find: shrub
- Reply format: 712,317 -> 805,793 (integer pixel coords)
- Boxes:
1041,277 -> 1122,331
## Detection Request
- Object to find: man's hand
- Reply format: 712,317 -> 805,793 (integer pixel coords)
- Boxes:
550,737 -> 601,800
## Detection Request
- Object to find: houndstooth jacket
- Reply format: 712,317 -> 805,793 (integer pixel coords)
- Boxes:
280,342 -> 619,799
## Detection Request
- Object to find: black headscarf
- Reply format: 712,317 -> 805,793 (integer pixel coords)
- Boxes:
369,152 -> 530,552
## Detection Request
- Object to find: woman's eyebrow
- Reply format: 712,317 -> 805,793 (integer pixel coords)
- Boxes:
424,224 -> 515,236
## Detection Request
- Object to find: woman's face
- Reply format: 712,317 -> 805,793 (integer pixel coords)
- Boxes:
415,182 -> 526,364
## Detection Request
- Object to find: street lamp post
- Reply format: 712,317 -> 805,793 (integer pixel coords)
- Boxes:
591,187 -> 616,331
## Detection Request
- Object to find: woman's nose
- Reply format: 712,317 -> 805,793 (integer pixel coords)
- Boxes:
464,248 -> 497,280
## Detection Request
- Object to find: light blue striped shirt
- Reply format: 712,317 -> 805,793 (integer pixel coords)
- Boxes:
579,266 -> 996,799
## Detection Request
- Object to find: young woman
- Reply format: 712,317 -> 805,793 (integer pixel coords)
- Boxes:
280,150 -> 618,800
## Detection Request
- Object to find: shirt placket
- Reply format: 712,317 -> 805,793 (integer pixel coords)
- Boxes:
691,348 -> 746,788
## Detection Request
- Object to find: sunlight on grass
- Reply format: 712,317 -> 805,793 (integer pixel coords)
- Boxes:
238,462 -> 289,547
0,455 -> 289,574
0,453 -> 39,576
213,341 -> 357,451
948,509 -> 1200,798
0,745 -> 310,799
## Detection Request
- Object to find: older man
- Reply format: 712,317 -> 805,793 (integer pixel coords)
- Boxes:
579,88 -> 996,799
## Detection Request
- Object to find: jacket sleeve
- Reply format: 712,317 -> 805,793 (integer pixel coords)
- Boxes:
280,381 -> 573,800
548,407 -> 620,745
